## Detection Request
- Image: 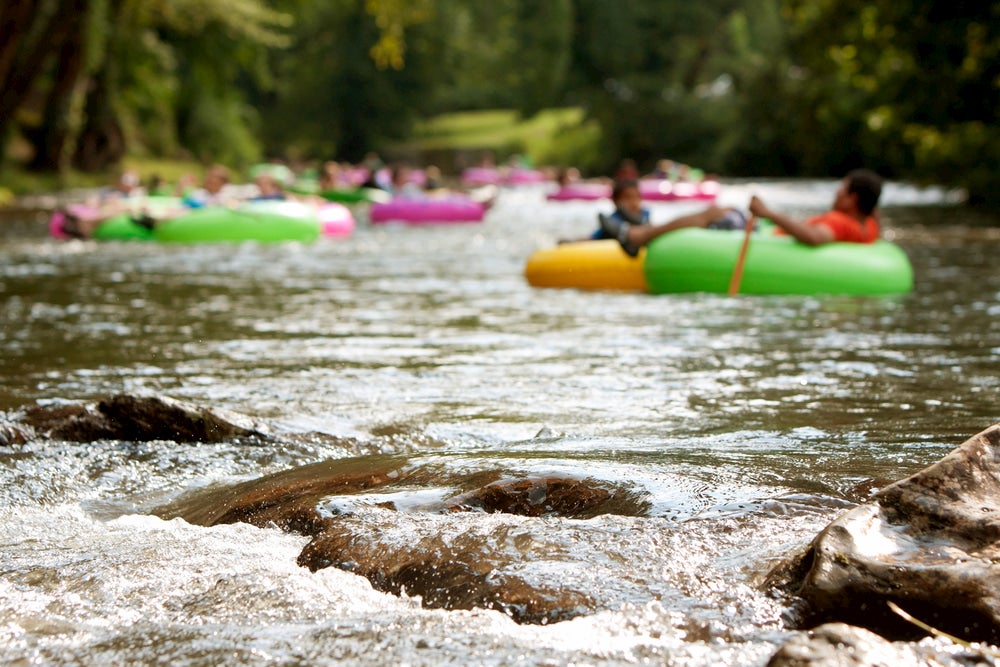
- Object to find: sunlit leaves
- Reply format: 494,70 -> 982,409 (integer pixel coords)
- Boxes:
135,0 -> 293,47
364,0 -> 432,69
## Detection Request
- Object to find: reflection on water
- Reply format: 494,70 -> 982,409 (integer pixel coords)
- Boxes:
1,180 -> 998,665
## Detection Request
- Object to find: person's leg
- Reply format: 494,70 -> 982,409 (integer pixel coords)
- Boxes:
625,206 -> 732,247
58,210 -> 100,239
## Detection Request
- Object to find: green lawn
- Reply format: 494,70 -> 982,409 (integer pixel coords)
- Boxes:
401,107 -> 603,169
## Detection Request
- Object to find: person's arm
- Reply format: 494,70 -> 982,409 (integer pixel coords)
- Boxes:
749,196 -> 833,246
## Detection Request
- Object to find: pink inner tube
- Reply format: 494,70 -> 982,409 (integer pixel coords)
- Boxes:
639,179 -> 720,202
342,168 -> 370,186
507,168 -> 547,184
318,202 -> 356,237
49,210 -> 69,239
461,167 -> 502,186
370,197 -> 486,224
546,183 -> 612,201
49,203 -> 100,238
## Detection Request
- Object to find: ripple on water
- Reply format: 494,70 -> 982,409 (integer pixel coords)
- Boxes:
1,183 -> 997,665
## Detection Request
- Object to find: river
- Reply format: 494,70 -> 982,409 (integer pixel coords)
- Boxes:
1,179 -> 998,665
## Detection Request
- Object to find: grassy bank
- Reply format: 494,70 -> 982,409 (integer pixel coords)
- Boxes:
391,107 -> 604,173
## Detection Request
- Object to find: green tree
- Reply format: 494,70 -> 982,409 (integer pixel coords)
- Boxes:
258,1 -> 443,161
3,0 -> 291,173
564,0 -> 749,174
734,0 -> 1000,200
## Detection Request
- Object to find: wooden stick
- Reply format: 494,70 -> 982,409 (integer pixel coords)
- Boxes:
727,215 -> 757,296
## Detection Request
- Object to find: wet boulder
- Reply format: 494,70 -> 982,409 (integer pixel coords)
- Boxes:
20,394 -> 270,443
156,455 -> 405,534
768,424 -> 1000,644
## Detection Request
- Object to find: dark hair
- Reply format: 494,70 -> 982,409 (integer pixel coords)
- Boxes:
846,169 -> 882,216
611,178 -> 639,203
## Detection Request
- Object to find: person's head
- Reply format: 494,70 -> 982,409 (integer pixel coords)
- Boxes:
116,171 -> 140,194
556,167 -> 580,186
319,161 -> 340,186
611,179 -> 642,218
615,158 -> 638,180
836,169 -> 883,216
204,165 -> 230,194
391,164 -> 411,187
424,165 -> 441,188
254,173 -> 281,197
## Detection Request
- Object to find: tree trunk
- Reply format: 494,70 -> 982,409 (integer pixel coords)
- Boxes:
72,0 -> 127,172
0,1 -> 39,89
72,61 -> 126,172
0,0 -> 89,162
25,6 -> 88,171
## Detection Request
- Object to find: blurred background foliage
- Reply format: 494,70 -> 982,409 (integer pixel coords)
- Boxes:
1,0 -> 997,202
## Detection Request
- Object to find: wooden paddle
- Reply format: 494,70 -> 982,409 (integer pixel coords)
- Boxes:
727,215 -> 757,296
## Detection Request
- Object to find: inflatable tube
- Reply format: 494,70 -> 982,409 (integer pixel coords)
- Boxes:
153,203 -> 320,243
50,206 -> 99,239
370,197 -> 486,224
639,179 -> 719,202
91,214 -> 155,241
233,200 -> 353,237
461,167 -> 502,186
524,240 -> 647,292
52,196 -> 184,240
461,167 -> 547,186
286,178 -> 389,204
317,202 -> 355,237
507,168 -> 547,185
644,229 -> 912,295
525,230 -> 913,296
546,183 -> 612,201
321,187 -> 390,204
89,200 -> 322,243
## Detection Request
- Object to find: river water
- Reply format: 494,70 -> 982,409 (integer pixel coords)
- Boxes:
1,180 -> 998,665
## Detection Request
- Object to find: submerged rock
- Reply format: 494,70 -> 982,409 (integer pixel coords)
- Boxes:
766,623 -> 992,667
157,455 -> 644,623
441,476 -> 649,518
0,419 -> 31,446
297,520 -> 593,624
768,424 -> 1000,644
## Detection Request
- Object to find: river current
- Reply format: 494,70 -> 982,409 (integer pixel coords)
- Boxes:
1,179 -> 998,665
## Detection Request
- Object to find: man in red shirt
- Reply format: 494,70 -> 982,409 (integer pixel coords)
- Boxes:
750,169 -> 882,245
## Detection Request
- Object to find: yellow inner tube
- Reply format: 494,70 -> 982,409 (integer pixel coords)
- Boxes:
524,240 -> 647,292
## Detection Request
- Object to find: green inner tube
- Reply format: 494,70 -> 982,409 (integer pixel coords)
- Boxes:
91,215 -> 155,241
93,204 -> 320,244
643,227 -> 913,295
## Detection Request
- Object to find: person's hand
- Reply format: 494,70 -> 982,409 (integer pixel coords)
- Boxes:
702,205 -> 728,219
748,196 -> 770,218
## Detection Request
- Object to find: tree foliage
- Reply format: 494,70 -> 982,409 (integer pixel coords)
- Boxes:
2,0 -> 998,202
